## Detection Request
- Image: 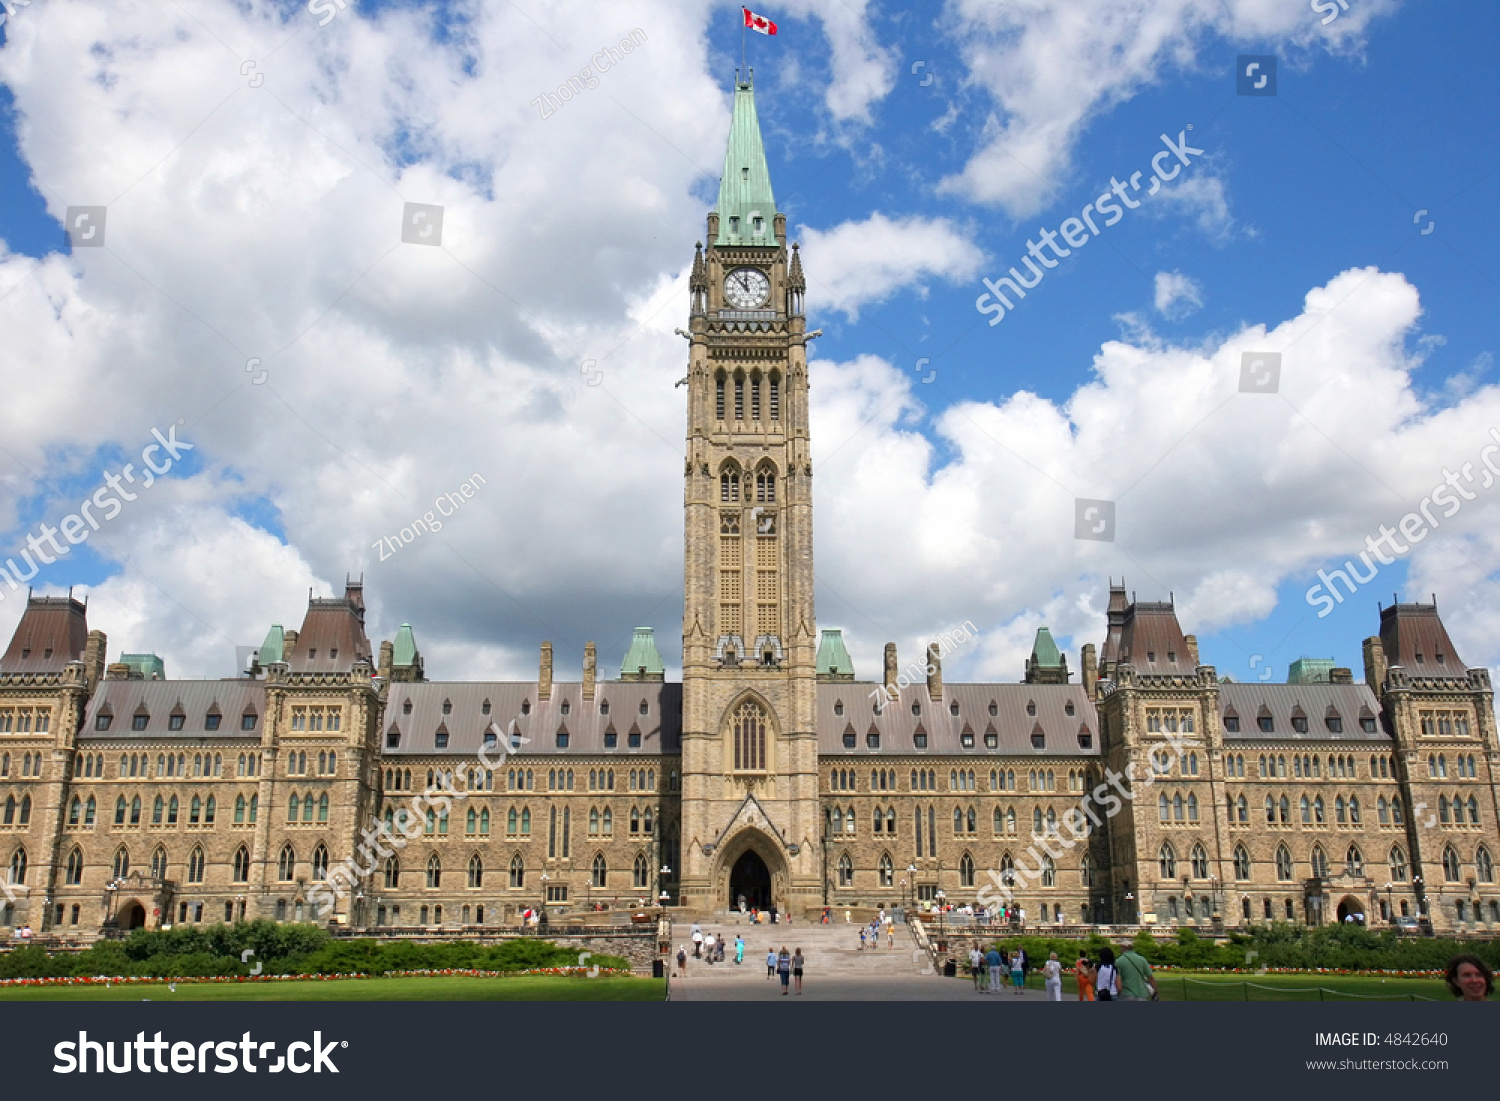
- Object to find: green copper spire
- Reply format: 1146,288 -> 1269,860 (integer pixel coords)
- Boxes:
816,629 -> 854,678
619,627 -> 665,680
258,623 -> 285,665
715,71 -> 778,247
1030,627 -> 1063,669
392,624 -> 419,668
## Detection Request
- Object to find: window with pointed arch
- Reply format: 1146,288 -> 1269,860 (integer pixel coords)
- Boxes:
633,852 -> 649,889
64,846 -> 82,885
959,852 -> 975,887
188,846 -> 205,884
278,844 -> 295,882
837,852 -> 853,887
734,371 -> 745,420
1190,844 -> 1209,879
1443,845 -> 1462,882
755,464 -> 776,503
1276,845 -> 1294,881
427,854 -> 442,889
1158,843 -> 1176,879
384,856 -> 400,888
1233,845 -> 1251,880
1478,847 -> 1494,884
1040,855 -> 1056,887
732,699 -> 767,772
233,846 -> 250,883
1080,852 -> 1094,887
1310,846 -> 1329,879
878,853 -> 894,887
1389,845 -> 1407,882
1345,845 -> 1363,876
469,854 -> 484,888
715,371 -> 726,420
150,847 -> 166,881
591,853 -> 607,889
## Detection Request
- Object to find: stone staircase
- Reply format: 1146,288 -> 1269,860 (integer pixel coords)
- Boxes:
669,919 -> 923,977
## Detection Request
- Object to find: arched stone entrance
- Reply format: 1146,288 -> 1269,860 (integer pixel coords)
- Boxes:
119,901 -> 146,930
1335,896 -> 1365,925
716,828 -> 788,912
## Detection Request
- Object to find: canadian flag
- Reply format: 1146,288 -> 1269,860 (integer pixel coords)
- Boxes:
743,6 -> 777,35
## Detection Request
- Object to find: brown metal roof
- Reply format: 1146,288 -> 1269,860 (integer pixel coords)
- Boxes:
816,682 -> 1099,757
1115,600 -> 1193,673
1218,683 -> 1389,743
1379,601 -> 1465,673
289,584 -> 372,673
383,681 -> 681,756
79,680 -> 267,739
0,595 -> 89,673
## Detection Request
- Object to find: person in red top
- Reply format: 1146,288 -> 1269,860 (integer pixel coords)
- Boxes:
1075,954 -> 1095,1001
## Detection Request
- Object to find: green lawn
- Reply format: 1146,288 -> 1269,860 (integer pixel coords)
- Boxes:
0,975 -> 666,1002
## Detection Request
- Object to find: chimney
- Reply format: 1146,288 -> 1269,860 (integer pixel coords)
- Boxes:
582,642 -> 597,701
83,629 -> 107,694
883,643 -> 898,700
105,662 -> 134,681
283,629 -> 298,653
1082,643 -> 1098,701
378,640 -> 394,681
1362,637 -> 1387,691
539,642 -> 553,701
926,642 -> 942,701
1184,634 -> 1199,666
1329,667 -> 1354,684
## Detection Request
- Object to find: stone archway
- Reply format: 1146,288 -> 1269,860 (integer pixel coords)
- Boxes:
716,828 -> 788,912
119,900 -> 147,930
1335,895 -> 1365,925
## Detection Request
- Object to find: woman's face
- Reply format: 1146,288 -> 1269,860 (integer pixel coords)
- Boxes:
1456,962 -> 1488,1000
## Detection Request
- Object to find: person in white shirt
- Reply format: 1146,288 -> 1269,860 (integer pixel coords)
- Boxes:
1043,951 -> 1063,1001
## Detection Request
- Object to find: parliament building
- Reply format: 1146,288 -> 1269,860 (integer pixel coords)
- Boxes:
2,75 -> 1497,938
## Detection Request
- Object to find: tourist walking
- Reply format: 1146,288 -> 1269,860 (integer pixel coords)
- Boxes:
970,944 -> 984,991
886,917 -> 895,949
777,946 -> 792,994
1116,942 -> 1157,1001
676,945 -> 687,977
997,946 -> 1010,987
691,923 -> 704,958
1075,955 -> 1095,1001
792,947 -> 804,994
1010,945 -> 1026,993
1043,952 -> 1063,1001
1094,947 -> 1119,1001
735,935 -> 745,965
703,932 -> 715,964
859,927 -> 867,951
766,947 -> 777,978
986,944 -> 1002,994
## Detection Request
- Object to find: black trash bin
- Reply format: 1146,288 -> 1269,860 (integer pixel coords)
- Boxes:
652,959 -> 665,979
943,958 -> 957,978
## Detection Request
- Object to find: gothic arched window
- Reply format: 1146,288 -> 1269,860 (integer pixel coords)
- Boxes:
732,699 -> 767,772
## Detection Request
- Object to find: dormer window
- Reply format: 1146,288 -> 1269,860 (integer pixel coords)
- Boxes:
403,700 -> 413,715
435,729 -> 449,749
308,649 -> 316,659
442,699 -> 452,715
561,700 -> 571,716
556,727 -> 569,749
386,726 -> 401,749
911,702 -> 921,716
639,700 -> 649,715
169,715 -> 185,731
241,714 -> 257,731
950,702 -> 960,717
482,699 -> 492,715
1326,713 -> 1343,733
205,714 -> 221,731
989,701 -> 998,717
1223,714 -> 1240,733
1167,651 -> 1175,663
1436,653 -> 1446,665
1078,726 -> 1093,749
1026,700 -> 1036,717
1360,717 -> 1377,733
834,700 -> 844,717
1292,716 -> 1308,733
729,216 -> 740,235
95,714 -> 112,731
600,701 -> 609,715
1147,651 -> 1156,662
1258,716 -> 1274,733
1065,701 -> 1075,716
752,215 -> 764,235
1415,652 -> 1424,663
1031,726 -> 1045,749
522,700 -> 531,715
742,166 -> 749,180
132,715 -> 149,731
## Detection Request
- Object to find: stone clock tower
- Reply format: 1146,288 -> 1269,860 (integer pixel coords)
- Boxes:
677,71 -> 822,915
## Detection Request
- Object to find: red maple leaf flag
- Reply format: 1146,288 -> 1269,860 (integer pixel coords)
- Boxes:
743,6 -> 778,35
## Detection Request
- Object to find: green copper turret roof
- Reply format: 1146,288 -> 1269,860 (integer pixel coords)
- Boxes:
715,72 -> 778,247
816,629 -> 853,676
258,624 -> 284,665
620,627 -> 665,677
392,624 -> 419,668
1030,627 -> 1064,668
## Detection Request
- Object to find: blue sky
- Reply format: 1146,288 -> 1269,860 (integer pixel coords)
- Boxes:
0,0 -> 1496,683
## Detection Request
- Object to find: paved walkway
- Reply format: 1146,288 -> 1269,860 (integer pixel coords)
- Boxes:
666,921 -> 1052,1001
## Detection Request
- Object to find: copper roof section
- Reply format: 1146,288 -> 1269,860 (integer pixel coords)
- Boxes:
288,581 -> 372,673
1379,601 -> 1465,673
1114,597 -> 1193,673
1218,684 -> 1388,742
1099,581 -> 1127,665
80,680 -> 267,739
0,593 -> 89,673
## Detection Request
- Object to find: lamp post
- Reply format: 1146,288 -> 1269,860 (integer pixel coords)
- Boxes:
1412,874 -> 1427,930
1124,891 -> 1136,924
1383,881 -> 1393,924
539,872 -> 550,927
659,864 -> 671,915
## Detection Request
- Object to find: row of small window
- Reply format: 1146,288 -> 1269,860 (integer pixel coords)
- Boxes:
1429,753 -> 1480,778
1226,714 -> 1377,734
285,750 -> 336,775
1209,840 -> 1495,885
0,708 -> 50,732
826,767 -> 1093,794
94,711 -> 257,732
1255,753 -> 1389,780
69,750 -> 264,786
718,464 -> 779,504
63,792 -> 261,828
372,903 -> 494,927
1145,709 -> 1196,733
841,725 -> 1087,751
392,725 -> 649,751
0,752 -> 42,778
714,370 -> 781,423
402,698 -> 651,719
288,707 -> 342,731
833,853 -> 1028,889
825,803 -> 1086,840
1151,750 -> 1202,776
1419,711 -> 1472,738
1231,793 -> 1437,827
378,803 -> 659,839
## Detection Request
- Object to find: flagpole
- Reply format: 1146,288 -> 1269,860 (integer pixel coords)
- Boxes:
741,13 -> 746,80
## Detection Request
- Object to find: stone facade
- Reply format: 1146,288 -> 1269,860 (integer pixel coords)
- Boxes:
1,74 -> 1497,940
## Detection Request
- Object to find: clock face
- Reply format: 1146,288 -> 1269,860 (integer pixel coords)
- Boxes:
724,268 -> 770,309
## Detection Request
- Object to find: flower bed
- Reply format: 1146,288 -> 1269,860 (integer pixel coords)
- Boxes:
0,965 -> 632,988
